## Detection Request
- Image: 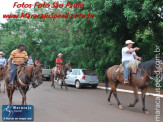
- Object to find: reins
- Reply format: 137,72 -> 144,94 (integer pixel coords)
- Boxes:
138,62 -> 157,81
17,66 -> 42,90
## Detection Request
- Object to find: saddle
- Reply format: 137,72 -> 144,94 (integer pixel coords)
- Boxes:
116,59 -> 140,73
17,65 -> 26,74
14,66 -> 26,87
52,67 -> 61,75
115,59 -> 141,80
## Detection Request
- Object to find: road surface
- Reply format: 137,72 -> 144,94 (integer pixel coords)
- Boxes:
0,81 -> 162,122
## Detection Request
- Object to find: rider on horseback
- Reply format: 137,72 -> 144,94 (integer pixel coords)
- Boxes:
56,53 -> 63,74
0,52 -> 6,66
122,40 -> 141,84
8,43 -> 28,88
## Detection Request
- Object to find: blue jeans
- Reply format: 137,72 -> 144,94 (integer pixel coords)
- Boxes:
9,64 -> 19,84
122,61 -> 129,81
54,67 -> 57,77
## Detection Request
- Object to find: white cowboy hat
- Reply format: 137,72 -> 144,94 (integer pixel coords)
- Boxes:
0,52 -> 5,56
58,53 -> 63,56
125,40 -> 135,45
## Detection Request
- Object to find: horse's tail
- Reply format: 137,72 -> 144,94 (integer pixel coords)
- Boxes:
105,69 -> 109,94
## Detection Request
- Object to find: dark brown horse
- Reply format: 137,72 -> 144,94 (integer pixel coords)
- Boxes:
51,62 -> 72,90
5,63 -> 43,105
105,60 -> 163,114
0,65 -> 6,93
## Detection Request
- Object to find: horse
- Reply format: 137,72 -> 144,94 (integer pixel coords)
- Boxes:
105,59 -> 163,114
5,63 -> 43,105
0,65 -> 6,93
51,62 -> 72,90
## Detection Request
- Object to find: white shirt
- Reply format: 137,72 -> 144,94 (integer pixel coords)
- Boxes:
27,58 -> 34,65
122,47 -> 136,63
0,57 -> 6,65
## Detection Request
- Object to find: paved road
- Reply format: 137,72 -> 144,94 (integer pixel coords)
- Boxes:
0,81 -> 162,122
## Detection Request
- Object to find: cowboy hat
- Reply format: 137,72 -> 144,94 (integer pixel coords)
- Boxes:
125,40 -> 135,45
58,53 -> 63,56
0,52 -> 5,56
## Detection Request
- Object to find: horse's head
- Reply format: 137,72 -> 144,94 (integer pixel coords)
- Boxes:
32,63 -> 43,88
65,62 -> 72,72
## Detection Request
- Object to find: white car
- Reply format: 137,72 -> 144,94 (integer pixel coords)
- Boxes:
65,69 -> 99,89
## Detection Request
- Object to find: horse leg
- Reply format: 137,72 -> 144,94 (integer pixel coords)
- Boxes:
18,87 -> 25,105
3,80 -> 5,93
9,90 -> 12,105
112,82 -> 123,110
141,87 -> 149,114
107,90 -> 113,105
63,79 -> 68,91
60,79 -> 63,90
10,88 -> 15,105
8,88 -> 15,105
128,87 -> 139,107
6,88 -> 12,105
23,90 -> 27,105
5,80 -> 11,104
51,75 -> 55,87
0,81 -> 1,92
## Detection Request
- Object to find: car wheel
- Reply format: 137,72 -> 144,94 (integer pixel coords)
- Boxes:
75,80 -> 81,89
91,85 -> 98,88
46,77 -> 50,81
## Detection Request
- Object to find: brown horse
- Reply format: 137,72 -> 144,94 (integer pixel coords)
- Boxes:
51,62 -> 72,90
0,65 -> 6,93
105,60 -> 163,114
5,63 -> 43,105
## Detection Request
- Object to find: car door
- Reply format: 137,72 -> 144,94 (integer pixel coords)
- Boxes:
69,69 -> 78,85
65,70 -> 71,84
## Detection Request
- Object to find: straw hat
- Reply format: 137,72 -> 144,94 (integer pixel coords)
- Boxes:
58,53 -> 63,56
0,52 -> 5,56
125,40 -> 135,45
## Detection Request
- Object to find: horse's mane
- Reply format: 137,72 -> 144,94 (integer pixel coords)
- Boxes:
137,60 -> 156,76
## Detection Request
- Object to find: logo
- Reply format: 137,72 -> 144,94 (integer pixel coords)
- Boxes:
2,105 -> 33,121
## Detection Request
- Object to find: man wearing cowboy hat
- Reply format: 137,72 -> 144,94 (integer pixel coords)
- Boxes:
56,53 -> 63,74
122,40 -> 142,84
0,52 -> 6,66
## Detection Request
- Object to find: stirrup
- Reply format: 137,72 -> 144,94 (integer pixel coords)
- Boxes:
8,84 -> 13,89
124,80 -> 129,84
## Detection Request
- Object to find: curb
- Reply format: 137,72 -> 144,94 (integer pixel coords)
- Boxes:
97,86 -> 163,98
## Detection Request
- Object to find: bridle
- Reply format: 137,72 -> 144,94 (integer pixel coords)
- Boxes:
31,67 -> 42,82
138,61 -> 162,81
17,66 -> 42,87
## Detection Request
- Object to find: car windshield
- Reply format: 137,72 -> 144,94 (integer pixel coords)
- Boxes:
82,70 -> 96,75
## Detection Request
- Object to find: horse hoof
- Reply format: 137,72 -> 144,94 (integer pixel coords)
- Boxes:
108,102 -> 112,105
119,105 -> 124,110
128,103 -> 134,107
144,111 -> 150,115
